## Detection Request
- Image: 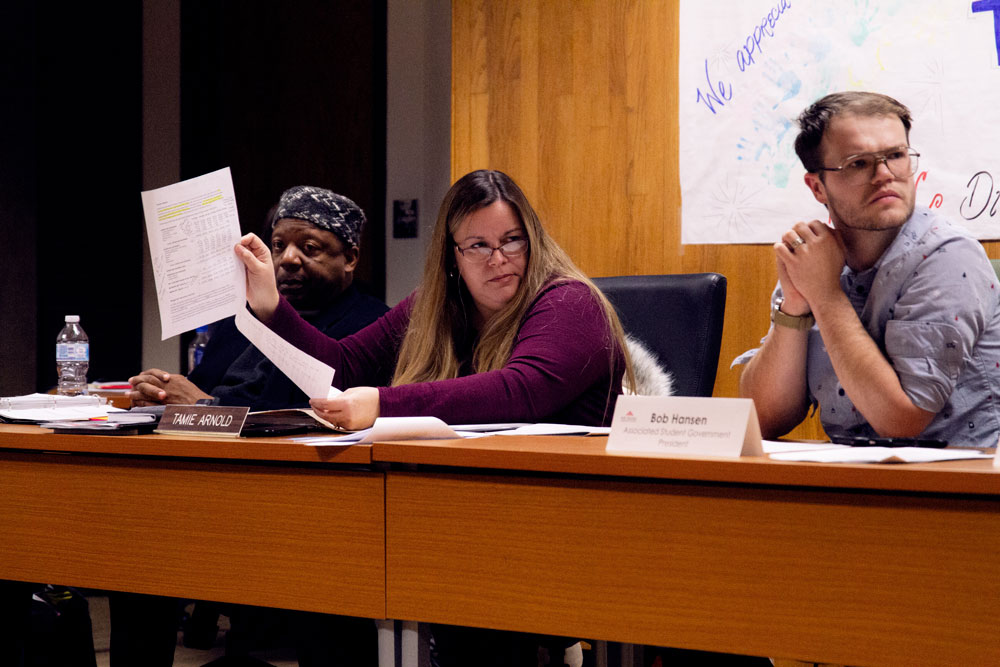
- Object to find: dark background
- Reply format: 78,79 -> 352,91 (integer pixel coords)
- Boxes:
0,0 -> 386,394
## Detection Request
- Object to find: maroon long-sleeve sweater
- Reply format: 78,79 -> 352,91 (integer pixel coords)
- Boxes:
265,279 -> 624,426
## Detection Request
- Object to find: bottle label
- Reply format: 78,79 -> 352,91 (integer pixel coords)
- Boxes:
57,343 -> 89,362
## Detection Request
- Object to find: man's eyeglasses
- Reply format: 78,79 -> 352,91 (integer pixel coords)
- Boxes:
454,237 -> 528,262
817,147 -> 920,183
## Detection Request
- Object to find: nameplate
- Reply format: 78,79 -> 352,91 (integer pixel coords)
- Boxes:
157,405 -> 249,437
606,396 -> 763,458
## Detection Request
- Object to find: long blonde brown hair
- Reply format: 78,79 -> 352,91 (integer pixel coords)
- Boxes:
392,170 -> 634,394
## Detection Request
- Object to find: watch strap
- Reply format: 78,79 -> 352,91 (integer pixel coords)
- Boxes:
771,298 -> 815,330
771,297 -> 816,331
773,308 -> 815,330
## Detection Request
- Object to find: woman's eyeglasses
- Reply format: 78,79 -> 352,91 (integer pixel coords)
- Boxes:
454,237 -> 528,262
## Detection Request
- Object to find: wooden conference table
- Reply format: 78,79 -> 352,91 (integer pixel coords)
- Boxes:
0,424 -> 384,618
1,424 -> 999,666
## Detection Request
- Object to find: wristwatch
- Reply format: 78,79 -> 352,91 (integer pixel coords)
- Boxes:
771,297 -> 815,331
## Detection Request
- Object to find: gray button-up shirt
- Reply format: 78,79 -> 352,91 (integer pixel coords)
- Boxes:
734,208 -> 1000,447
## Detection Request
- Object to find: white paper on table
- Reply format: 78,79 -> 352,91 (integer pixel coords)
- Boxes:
0,393 -> 105,410
495,423 -> 610,436
234,308 -> 341,400
450,423 -> 532,432
0,405 -> 111,423
141,167 -> 245,340
769,446 -> 991,464
763,440 -> 850,454
296,416 -> 463,446
293,419 -> 615,446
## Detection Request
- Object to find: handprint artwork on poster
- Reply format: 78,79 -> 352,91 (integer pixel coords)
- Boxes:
679,0 -> 1000,243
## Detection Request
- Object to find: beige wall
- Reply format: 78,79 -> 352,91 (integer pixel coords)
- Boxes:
386,0 -> 453,306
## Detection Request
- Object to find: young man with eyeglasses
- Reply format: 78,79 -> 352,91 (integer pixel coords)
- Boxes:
736,91 -> 1000,447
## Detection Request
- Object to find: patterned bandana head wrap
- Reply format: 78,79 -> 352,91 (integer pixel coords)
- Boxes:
273,185 -> 365,248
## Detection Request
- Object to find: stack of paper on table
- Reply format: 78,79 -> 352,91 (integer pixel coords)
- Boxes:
40,411 -> 158,435
0,393 -> 111,423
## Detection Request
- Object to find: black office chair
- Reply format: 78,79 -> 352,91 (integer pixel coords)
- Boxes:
593,273 -> 727,397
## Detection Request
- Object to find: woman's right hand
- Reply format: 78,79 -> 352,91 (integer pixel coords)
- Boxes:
234,233 -> 280,321
309,387 -> 381,431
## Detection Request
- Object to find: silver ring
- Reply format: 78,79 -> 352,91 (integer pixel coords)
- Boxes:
789,236 -> 805,250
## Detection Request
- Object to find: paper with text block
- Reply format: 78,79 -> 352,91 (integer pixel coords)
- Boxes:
234,307 -> 340,400
141,167 -> 245,339
607,396 -> 763,457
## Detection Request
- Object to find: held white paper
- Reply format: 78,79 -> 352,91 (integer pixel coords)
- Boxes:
141,167 -> 246,339
234,307 -> 340,400
606,395 -> 763,458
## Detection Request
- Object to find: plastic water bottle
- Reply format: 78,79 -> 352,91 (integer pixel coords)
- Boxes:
188,325 -> 210,371
56,315 -> 89,396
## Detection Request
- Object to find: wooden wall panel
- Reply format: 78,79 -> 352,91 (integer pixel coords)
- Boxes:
452,0 -> 1000,440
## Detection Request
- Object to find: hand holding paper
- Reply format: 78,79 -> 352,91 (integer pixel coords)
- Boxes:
309,386 -> 380,431
234,233 -> 281,320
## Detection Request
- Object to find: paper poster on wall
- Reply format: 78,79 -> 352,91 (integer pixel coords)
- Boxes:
679,0 -> 1000,244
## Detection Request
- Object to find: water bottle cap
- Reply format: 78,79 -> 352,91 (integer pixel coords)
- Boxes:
65,315 -> 80,323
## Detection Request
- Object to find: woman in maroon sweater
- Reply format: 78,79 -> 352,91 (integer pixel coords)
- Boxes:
236,169 -> 633,430
238,170 -> 634,664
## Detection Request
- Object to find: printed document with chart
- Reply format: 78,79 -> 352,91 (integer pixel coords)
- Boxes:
141,167 -> 245,340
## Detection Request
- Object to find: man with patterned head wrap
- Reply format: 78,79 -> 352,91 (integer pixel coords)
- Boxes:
116,187 -> 388,666
129,185 -> 388,410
